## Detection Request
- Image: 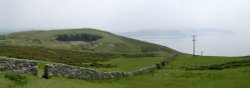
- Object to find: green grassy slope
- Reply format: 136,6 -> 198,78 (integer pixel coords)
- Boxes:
0,28 -> 176,70
92,56 -> 167,72
0,45 -> 116,67
0,45 -> 168,68
1,54 -> 250,88
0,28 -> 176,54
167,54 -> 250,69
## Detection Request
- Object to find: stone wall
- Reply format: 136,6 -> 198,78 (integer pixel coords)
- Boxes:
43,63 -> 129,80
0,57 -> 38,75
129,54 -> 177,76
0,54 -> 177,79
128,65 -> 157,76
43,54 -> 177,80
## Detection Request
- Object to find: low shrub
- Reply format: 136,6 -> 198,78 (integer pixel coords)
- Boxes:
185,60 -> 250,70
81,62 -> 116,68
0,45 -> 116,67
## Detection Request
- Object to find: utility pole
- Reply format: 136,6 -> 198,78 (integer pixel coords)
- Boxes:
192,35 -> 196,56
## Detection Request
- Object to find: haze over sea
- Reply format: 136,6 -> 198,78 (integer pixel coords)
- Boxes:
120,30 -> 250,57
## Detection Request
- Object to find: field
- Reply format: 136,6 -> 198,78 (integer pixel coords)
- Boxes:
1,54 -> 250,88
91,56 -> 167,72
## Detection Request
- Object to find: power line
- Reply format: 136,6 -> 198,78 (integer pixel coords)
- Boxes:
192,35 -> 196,56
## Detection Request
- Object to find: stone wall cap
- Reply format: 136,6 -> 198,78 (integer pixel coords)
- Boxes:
0,56 -> 37,62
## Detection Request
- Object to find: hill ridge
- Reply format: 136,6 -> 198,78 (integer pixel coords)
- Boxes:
0,28 -> 177,54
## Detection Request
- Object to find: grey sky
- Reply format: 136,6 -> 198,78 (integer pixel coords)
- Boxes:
1,0 -> 250,33
1,0 -> 250,56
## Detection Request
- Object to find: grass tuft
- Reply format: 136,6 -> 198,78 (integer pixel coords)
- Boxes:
4,72 -> 28,86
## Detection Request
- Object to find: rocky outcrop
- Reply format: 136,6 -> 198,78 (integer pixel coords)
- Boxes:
0,57 -> 38,75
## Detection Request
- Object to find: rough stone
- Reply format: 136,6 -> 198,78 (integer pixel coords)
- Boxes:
0,57 -> 38,75
43,63 -> 129,80
43,54 -> 178,80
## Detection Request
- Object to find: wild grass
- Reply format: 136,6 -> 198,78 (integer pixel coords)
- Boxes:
93,56 -> 167,72
0,45 -> 168,70
166,54 -> 250,69
4,72 -> 28,86
0,45 -> 116,67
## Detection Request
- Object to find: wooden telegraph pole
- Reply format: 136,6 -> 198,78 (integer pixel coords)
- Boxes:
192,35 -> 196,56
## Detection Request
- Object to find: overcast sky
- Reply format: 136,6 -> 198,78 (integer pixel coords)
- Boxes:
1,0 -> 250,33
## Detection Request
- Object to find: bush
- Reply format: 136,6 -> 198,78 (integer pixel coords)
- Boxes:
4,72 -> 28,86
56,33 -> 102,42
121,53 -> 157,58
87,62 -> 116,68
185,60 -> 250,70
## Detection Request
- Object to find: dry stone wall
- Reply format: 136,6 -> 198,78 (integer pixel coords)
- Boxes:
0,54 -> 177,79
0,57 -> 38,75
43,54 -> 177,80
129,54 -> 177,76
128,65 -> 157,76
43,63 -> 128,80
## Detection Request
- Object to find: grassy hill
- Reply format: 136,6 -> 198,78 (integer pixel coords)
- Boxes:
0,28 -> 176,69
0,28 -> 176,54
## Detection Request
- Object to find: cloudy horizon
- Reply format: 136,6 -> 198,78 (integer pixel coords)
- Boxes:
1,0 -> 250,56
1,0 -> 250,33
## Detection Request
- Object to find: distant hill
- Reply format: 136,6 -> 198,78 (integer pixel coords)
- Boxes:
243,55 -> 250,58
0,28 -> 177,54
118,29 -> 235,38
119,30 -> 187,38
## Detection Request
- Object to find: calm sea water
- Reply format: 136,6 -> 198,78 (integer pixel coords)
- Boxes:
128,34 -> 250,56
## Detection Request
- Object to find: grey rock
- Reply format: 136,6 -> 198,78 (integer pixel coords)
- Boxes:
0,57 -> 38,75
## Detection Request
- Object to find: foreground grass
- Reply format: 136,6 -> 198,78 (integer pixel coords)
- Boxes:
1,66 -> 250,88
1,54 -> 250,88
